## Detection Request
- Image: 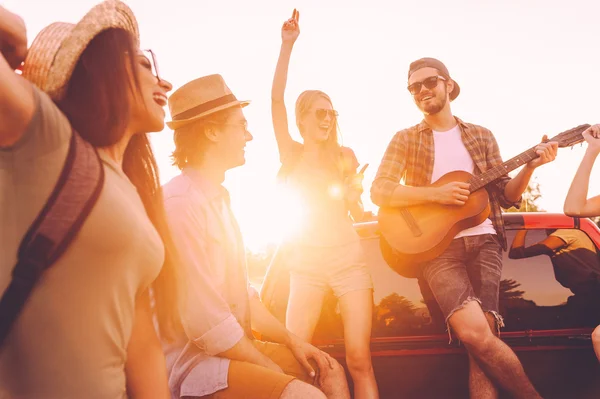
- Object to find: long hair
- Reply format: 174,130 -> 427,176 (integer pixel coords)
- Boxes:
58,28 -> 183,340
294,90 -> 344,177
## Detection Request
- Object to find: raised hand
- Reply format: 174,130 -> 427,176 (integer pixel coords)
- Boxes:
434,181 -> 471,206
0,6 -> 27,70
582,124 -> 600,155
526,134 -> 558,168
281,8 -> 300,44
345,173 -> 364,203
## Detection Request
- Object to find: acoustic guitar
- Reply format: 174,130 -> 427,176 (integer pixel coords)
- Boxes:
378,124 -> 590,278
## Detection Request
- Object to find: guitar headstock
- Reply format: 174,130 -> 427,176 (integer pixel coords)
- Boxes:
549,124 -> 591,148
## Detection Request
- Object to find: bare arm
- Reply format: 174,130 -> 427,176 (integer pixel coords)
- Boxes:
504,134 -> 558,203
503,165 -> 535,204
371,131 -> 469,208
385,185 -> 447,208
248,295 -> 334,378
508,230 -> 565,259
164,198 -> 281,373
0,6 -> 35,147
564,125 -> 600,216
125,291 -> 170,399
271,10 -> 300,160
218,335 -> 283,373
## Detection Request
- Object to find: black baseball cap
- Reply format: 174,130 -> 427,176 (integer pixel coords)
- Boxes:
408,57 -> 460,100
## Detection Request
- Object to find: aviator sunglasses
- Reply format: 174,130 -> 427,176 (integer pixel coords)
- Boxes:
407,75 -> 446,96
315,108 -> 339,121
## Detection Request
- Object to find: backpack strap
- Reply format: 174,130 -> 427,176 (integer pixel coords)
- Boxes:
0,130 -> 104,346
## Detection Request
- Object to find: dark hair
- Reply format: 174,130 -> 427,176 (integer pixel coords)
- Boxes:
58,28 -> 183,340
171,107 -> 237,170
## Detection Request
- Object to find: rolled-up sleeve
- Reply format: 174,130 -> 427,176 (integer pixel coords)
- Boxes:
165,196 -> 244,356
485,132 -> 521,209
371,131 -> 407,207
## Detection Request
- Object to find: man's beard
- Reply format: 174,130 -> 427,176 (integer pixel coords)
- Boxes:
420,87 -> 448,115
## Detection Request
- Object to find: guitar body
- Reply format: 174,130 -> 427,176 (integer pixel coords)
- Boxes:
379,170 -> 491,278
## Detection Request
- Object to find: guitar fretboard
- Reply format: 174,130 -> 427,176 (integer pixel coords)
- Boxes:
468,147 -> 538,192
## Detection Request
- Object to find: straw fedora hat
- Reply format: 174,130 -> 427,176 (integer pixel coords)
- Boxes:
167,74 -> 250,130
22,0 -> 139,101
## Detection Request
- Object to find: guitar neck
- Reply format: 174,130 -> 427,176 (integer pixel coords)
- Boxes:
468,147 -> 538,191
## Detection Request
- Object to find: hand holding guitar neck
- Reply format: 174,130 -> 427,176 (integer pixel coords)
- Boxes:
378,123 -> 591,278
526,134 -> 558,169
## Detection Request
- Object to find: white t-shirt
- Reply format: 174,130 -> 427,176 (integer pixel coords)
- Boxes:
431,125 -> 496,238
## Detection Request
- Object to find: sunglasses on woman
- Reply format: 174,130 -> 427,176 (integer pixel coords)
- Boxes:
142,49 -> 161,82
315,108 -> 339,121
407,75 -> 446,96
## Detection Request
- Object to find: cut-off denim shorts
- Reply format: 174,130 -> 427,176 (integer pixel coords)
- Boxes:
420,234 -> 504,340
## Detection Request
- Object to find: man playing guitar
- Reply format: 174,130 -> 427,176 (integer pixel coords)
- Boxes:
371,58 -> 557,398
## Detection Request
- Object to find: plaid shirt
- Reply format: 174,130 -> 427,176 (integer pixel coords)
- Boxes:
371,117 -> 521,250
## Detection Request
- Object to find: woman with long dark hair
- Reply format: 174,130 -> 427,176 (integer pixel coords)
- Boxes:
0,1 -> 181,397
271,10 -> 379,399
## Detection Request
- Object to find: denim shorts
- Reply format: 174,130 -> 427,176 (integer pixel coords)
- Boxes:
285,240 -> 373,298
421,234 -> 504,334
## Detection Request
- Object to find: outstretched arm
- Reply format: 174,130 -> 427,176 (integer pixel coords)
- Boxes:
508,230 -> 566,259
504,134 -> 557,203
564,124 -> 600,217
0,5 -> 35,147
271,9 -> 300,161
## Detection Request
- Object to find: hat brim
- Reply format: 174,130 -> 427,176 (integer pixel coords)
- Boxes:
46,0 -> 139,100
166,100 -> 250,130
450,81 -> 460,101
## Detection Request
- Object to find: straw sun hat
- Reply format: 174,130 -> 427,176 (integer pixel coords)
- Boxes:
22,0 -> 139,101
167,74 -> 250,130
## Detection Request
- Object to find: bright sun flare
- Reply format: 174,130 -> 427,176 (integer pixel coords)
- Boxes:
235,184 -> 307,253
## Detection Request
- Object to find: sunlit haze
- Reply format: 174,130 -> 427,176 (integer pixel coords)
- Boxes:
11,0 -> 600,250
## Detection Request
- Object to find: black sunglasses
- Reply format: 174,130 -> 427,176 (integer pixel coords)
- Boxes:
407,75 -> 446,96
315,108 -> 339,121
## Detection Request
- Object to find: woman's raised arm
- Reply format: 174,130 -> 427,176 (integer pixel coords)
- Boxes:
0,6 -> 35,147
271,9 -> 301,161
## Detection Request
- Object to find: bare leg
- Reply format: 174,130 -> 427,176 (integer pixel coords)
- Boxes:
338,289 -> 379,399
592,325 -> 600,362
449,301 -> 541,399
285,281 -> 326,342
281,380 -> 327,399
315,358 -> 352,399
468,313 -> 499,399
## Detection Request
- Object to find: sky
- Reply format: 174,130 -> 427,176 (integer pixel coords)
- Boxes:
8,0 -> 600,250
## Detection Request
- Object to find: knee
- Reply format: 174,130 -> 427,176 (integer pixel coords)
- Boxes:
280,380 -> 326,399
592,326 -> 600,346
453,318 -> 495,348
323,356 -> 348,382
345,349 -> 373,375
